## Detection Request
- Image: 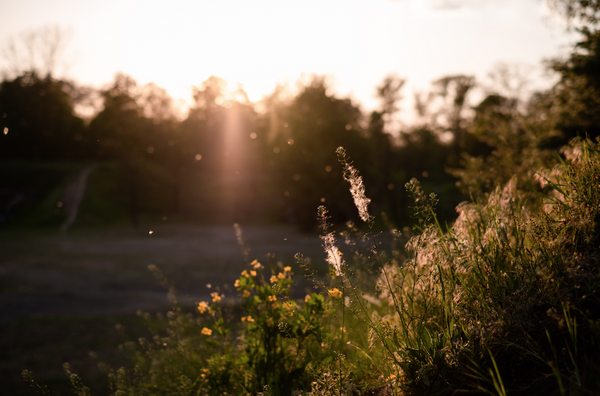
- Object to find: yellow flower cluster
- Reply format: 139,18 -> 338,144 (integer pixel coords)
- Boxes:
211,292 -> 222,302
270,275 -> 278,283
241,315 -> 255,323
197,301 -> 209,314
250,270 -> 257,277
284,266 -> 292,272
241,270 -> 250,277
234,279 -> 240,287
305,294 -> 311,302
328,288 -> 342,299
283,302 -> 296,316
278,272 -> 285,279
243,290 -> 251,298
267,295 -> 277,302
201,327 -> 212,336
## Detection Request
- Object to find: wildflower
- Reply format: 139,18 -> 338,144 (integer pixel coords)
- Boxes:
270,275 -> 278,283
328,288 -> 342,299
321,232 -> 344,276
268,295 -> 277,302
250,270 -> 257,277
201,327 -> 212,336
284,266 -> 292,272
283,302 -> 296,316
234,279 -> 240,288
251,259 -> 262,269
337,146 -> 372,222
277,272 -> 285,279
242,316 -> 254,323
243,290 -> 251,298
197,301 -> 209,314
305,294 -> 311,302
200,374 -> 206,379
241,270 -> 249,277
211,292 -> 222,302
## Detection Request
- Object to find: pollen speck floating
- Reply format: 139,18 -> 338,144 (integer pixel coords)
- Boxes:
3,127 -> 7,135
149,230 -> 153,235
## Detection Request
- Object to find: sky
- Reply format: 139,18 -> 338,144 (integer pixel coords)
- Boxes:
0,0 -> 575,119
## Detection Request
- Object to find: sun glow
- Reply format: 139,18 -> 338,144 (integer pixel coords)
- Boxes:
0,0 -> 573,117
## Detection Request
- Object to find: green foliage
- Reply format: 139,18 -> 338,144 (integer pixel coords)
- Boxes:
94,259 -> 334,396
357,138 -> 600,395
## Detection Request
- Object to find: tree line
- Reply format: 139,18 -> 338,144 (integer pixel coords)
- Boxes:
1,12 -> 599,229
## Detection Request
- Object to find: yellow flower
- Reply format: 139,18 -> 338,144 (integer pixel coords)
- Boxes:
328,288 -> 342,299
242,315 -> 255,323
305,294 -> 311,302
243,290 -> 251,298
197,301 -> 209,314
283,302 -> 296,316
211,292 -> 222,302
277,272 -> 285,279
234,279 -> 240,288
284,266 -> 292,272
200,374 -> 206,379
270,275 -> 278,283
268,295 -> 277,302
201,327 -> 212,336
250,270 -> 257,277
241,270 -> 249,277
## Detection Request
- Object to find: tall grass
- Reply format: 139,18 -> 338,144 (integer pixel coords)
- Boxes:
24,138 -> 600,395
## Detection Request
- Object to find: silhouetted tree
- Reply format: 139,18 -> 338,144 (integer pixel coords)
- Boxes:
0,72 -> 86,160
266,77 -> 369,229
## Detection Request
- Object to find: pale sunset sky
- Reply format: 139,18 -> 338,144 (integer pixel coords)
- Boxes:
0,0 -> 575,118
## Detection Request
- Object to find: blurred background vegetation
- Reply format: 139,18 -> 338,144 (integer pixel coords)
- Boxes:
3,18 -> 598,232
